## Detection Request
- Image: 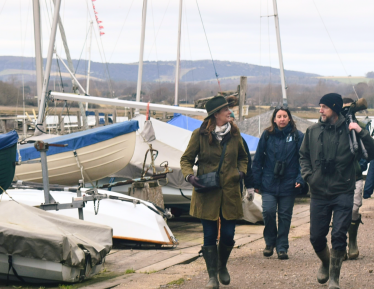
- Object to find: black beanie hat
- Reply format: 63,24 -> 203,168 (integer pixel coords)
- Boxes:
319,93 -> 343,114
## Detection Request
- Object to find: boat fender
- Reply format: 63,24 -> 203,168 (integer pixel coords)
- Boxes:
6,255 -> 25,285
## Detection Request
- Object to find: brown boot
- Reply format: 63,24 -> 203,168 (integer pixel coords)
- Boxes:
316,246 -> 330,284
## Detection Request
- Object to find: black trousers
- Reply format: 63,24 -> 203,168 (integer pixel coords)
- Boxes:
310,193 -> 353,253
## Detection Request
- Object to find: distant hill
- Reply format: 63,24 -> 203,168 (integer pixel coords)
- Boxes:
0,56 -> 320,84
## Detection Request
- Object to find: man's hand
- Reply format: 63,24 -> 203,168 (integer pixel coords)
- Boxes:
295,182 -> 301,188
349,122 -> 362,133
245,188 -> 255,202
187,175 -> 205,188
254,189 -> 260,193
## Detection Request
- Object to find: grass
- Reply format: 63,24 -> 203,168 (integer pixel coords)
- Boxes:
58,285 -> 73,289
125,268 -> 135,274
167,278 -> 185,286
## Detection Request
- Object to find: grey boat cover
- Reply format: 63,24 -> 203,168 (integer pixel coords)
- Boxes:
0,201 -> 112,268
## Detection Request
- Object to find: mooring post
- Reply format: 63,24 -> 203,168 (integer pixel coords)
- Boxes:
239,76 -> 247,121
95,110 -> 99,127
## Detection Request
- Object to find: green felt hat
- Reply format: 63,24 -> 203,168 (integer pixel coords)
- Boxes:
205,96 -> 229,120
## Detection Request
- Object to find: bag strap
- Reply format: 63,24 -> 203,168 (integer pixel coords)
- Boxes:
217,143 -> 227,174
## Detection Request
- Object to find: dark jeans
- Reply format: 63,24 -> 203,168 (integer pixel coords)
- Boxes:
310,193 -> 353,253
201,211 -> 236,246
364,160 -> 374,199
262,193 -> 296,252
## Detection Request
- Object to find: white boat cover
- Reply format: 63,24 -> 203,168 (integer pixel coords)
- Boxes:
112,115 -> 195,190
0,201 -> 112,268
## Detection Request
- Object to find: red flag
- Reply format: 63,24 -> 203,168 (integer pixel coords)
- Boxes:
98,21 -> 102,23
99,25 -> 104,29
95,11 -> 98,14
92,0 -> 96,2
100,32 -> 105,36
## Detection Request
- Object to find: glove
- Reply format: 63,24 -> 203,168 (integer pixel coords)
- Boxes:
245,188 -> 255,202
363,190 -> 372,199
187,175 -> 205,188
239,171 -> 245,180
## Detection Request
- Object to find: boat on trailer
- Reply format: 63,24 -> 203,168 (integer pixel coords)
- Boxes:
14,120 -> 138,185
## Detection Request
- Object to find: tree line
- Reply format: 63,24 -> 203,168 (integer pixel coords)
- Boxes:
1,76 -> 374,109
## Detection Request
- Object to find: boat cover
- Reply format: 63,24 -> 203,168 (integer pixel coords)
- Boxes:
0,130 -> 18,151
18,120 -> 139,161
168,113 -> 259,151
0,201 -> 112,268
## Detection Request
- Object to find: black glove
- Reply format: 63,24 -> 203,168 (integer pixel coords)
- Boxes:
239,171 -> 245,180
187,175 -> 205,188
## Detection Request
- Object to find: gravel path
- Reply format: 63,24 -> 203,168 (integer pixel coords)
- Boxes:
175,208 -> 374,288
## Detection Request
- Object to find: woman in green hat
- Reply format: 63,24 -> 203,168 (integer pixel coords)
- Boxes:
180,96 -> 248,288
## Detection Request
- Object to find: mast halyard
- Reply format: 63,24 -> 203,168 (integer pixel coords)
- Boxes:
86,21 -> 93,111
135,0 -> 148,115
272,0 -> 288,107
174,0 -> 183,106
32,0 -> 44,110
35,0 -> 62,136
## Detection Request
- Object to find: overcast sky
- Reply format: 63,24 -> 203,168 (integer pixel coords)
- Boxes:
1,0 -> 373,77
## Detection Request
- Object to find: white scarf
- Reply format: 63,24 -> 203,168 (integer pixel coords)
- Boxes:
213,123 -> 231,142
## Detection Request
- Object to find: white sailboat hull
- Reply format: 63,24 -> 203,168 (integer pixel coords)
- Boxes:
2,189 -> 176,245
14,131 -> 136,186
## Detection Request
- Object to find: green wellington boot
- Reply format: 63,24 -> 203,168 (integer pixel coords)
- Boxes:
316,246 -> 330,284
218,242 -> 234,285
201,245 -> 219,289
329,249 -> 345,289
348,215 -> 361,260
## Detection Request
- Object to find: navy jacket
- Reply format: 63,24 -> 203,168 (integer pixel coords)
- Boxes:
252,124 -> 304,196
242,136 -> 254,189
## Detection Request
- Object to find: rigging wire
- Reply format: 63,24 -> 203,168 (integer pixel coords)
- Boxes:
0,0 -> 8,17
195,0 -> 221,92
74,27 -> 91,76
150,0 -> 161,100
267,0 -> 272,102
146,0 -> 172,60
85,0 -> 114,97
258,0 -> 262,137
311,0 -> 358,99
108,0 -> 135,62
184,0 -> 195,84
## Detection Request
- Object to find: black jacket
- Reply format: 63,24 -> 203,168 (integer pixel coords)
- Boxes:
300,114 -> 374,199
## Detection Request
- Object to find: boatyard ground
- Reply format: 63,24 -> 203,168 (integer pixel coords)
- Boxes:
2,196 -> 374,288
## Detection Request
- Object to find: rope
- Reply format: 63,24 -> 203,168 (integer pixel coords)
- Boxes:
109,0 -> 135,62
75,27 -> 91,75
311,0 -> 357,99
150,0 -> 161,98
0,186 -> 19,204
195,0 -> 221,92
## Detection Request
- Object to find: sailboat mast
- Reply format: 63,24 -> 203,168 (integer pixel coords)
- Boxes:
32,0 -> 43,109
35,0 -> 62,135
174,0 -> 183,106
135,0 -> 148,114
86,21 -> 93,111
272,0 -> 287,106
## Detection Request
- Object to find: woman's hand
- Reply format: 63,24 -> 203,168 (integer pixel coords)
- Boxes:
295,182 -> 301,188
239,171 -> 245,180
187,175 -> 205,188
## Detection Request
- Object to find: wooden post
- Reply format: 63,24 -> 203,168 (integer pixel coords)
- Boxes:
58,114 -> 65,135
23,119 -> 27,138
104,113 -> 109,125
239,76 -> 247,121
95,110 -> 99,127
77,111 -> 82,129
112,109 -> 117,123
0,120 -> 6,133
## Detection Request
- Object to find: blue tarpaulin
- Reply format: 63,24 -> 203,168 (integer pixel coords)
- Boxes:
18,120 -> 139,161
168,113 -> 259,151
0,130 -> 18,150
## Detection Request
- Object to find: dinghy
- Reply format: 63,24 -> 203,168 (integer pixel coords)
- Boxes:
1,187 -> 177,246
14,120 -> 139,185
0,201 -> 112,283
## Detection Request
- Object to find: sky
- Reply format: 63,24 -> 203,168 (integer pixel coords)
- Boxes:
0,0 -> 373,77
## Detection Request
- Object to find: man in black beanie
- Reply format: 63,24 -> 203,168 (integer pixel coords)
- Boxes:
299,93 -> 374,289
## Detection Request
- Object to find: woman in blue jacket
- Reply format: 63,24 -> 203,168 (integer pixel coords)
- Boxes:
252,107 -> 304,260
